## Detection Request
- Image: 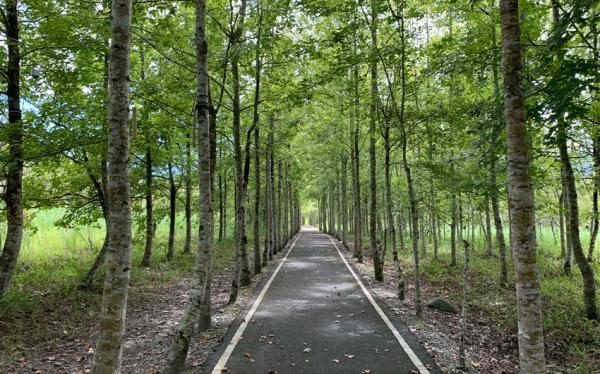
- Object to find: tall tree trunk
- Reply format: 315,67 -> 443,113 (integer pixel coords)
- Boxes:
352,67 -> 363,263
485,196 -> 493,257
0,0 -> 24,298
141,147 -> 154,267
91,0 -> 133,370
283,162 -> 290,243
269,129 -> 276,256
167,156 -> 176,261
218,172 -> 225,241
490,2 -> 509,285
561,167 -> 573,274
557,120 -> 598,320
229,0 -> 250,304
451,193 -> 457,266
263,125 -> 272,263
341,155 -> 349,247
184,129 -> 193,254
558,191 -> 566,259
253,127 -> 261,274
164,0 -> 213,369
369,0 -> 383,282
458,240 -> 470,369
500,0 -> 547,370
588,135 -> 599,261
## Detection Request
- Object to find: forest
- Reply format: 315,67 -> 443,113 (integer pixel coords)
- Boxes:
0,0 -> 598,373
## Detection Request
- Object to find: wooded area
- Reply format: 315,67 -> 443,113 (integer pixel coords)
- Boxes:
0,0 -> 598,373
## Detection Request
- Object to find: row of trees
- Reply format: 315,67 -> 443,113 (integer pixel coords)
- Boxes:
301,0 -> 597,372
1,0 -> 598,372
0,0 -> 304,372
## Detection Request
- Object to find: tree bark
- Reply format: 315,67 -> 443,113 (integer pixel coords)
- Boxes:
588,135 -> 599,261
0,0 -> 24,298
450,193 -> 457,266
352,66 -> 363,263
341,155 -> 349,247
141,147 -> 154,267
485,196 -> 493,257
229,0 -> 250,304
167,155 -> 176,261
183,128 -> 193,254
369,0 -> 383,282
500,0 -> 547,369
91,0 -> 133,370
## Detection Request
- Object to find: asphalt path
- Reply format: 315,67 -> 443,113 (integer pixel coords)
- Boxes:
207,228 -> 441,374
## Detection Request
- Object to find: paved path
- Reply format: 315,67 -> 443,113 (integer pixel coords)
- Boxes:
208,229 -> 440,374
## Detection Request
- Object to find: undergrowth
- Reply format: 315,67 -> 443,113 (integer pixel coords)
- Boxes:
393,226 -> 600,373
0,208 -> 236,366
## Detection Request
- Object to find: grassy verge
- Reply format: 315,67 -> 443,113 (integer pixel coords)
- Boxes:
0,208 -> 236,365
391,227 -> 600,373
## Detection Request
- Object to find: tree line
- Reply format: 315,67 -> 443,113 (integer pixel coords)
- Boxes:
0,0 -> 598,372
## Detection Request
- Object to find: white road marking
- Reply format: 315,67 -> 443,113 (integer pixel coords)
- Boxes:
328,236 -> 431,374
211,233 -> 302,374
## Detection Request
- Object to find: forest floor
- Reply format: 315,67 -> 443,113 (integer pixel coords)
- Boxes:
0,244 -> 277,374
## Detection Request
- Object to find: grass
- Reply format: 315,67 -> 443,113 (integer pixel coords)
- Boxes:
386,226 -> 600,373
0,208 -> 237,365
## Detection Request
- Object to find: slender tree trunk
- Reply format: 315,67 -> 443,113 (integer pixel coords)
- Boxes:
369,0 -> 383,282
561,170 -> 573,274
167,156 -> 176,261
184,129 -> 193,254
229,0 -> 250,304
352,67 -> 363,263
92,0 -> 133,370
588,135 -> 599,261
253,127 -> 261,274
341,156 -> 349,247
557,119 -> 598,320
451,193 -> 457,266
485,196 -> 493,257
500,0 -> 547,369
490,3 -> 509,285
491,168 -> 509,285
0,0 -> 24,298
263,124 -> 272,263
274,160 -> 281,252
164,0 -> 213,369
141,147 -> 154,266
218,172 -> 225,241
558,192 -> 566,258
458,240 -> 470,369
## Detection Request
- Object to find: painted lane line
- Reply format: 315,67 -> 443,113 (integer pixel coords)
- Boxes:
211,233 -> 303,374
328,236 -> 430,374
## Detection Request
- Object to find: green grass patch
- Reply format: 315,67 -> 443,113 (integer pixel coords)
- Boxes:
388,226 -> 600,372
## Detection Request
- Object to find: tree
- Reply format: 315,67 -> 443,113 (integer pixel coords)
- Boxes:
499,0 -> 546,370
164,0 -> 214,371
0,0 -> 24,298
91,0 -> 133,371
